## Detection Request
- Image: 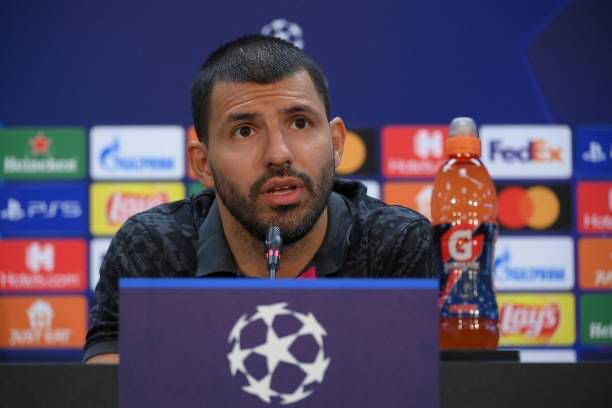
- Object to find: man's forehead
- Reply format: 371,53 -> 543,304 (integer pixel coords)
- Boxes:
209,71 -> 325,119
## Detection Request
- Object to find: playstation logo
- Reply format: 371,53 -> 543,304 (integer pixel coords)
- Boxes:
1,198 -> 26,221
582,141 -> 608,163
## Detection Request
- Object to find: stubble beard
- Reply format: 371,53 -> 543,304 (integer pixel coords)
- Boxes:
211,156 -> 335,246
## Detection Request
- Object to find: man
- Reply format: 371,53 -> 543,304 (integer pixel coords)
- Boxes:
84,35 -> 434,363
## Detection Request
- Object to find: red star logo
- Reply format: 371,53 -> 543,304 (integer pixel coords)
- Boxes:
29,132 -> 51,155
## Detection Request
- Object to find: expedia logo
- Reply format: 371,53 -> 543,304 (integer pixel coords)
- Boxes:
489,139 -> 562,163
441,225 -> 483,262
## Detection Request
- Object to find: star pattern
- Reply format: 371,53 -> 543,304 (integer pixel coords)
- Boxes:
29,132 -> 51,155
300,349 -> 330,385
227,303 -> 331,405
295,312 -> 327,346
228,313 -> 249,343
251,302 -> 291,326
253,326 -> 298,374
242,373 -> 278,403
227,341 -> 251,376
279,385 -> 313,405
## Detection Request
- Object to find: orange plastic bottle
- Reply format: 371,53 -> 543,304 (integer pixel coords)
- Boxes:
431,117 -> 499,350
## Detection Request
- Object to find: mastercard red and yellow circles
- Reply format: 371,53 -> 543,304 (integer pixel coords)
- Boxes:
336,131 -> 366,175
497,186 -> 560,229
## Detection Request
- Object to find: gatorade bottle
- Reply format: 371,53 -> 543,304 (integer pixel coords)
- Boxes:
431,117 -> 499,349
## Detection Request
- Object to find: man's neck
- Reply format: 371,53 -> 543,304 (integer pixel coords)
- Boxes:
216,202 -> 328,278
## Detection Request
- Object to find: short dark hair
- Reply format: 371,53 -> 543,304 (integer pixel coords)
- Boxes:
191,35 -> 331,144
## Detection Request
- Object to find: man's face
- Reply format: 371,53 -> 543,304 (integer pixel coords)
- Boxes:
203,71 -> 344,244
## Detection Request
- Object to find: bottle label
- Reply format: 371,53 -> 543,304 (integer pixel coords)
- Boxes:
434,222 -> 499,320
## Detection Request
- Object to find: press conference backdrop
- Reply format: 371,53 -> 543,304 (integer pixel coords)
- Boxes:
0,0 -> 611,363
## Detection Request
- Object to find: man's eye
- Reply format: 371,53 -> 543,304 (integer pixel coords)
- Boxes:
292,118 -> 311,130
234,126 -> 253,138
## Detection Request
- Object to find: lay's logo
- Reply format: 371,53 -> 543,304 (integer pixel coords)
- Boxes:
441,225 -> 483,262
500,303 -> 560,338
480,125 -> 572,179
90,182 -> 185,236
497,293 -> 575,346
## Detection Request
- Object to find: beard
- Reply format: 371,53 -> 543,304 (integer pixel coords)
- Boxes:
210,155 -> 335,245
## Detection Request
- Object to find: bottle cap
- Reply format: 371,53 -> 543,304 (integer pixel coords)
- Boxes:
446,116 -> 481,156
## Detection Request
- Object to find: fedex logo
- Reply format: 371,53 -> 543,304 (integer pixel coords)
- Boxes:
480,125 -> 572,179
489,139 -> 562,163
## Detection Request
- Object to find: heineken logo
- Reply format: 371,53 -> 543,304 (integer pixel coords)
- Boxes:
0,128 -> 85,179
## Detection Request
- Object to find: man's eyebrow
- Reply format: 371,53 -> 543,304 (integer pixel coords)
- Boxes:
226,112 -> 259,123
283,104 -> 318,116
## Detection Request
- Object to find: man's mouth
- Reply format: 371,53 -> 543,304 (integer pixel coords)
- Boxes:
268,184 -> 299,195
261,178 -> 305,205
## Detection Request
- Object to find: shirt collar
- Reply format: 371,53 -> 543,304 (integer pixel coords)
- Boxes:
195,192 -> 352,277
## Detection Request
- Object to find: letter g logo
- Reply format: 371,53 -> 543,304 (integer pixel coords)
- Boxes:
448,229 -> 472,261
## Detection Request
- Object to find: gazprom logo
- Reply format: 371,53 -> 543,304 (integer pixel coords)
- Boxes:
489,139 -> 562,163
100,138 -> 174,171
90,126 -> 185,180
494,247 -> 565,281
493,237 -> 574,290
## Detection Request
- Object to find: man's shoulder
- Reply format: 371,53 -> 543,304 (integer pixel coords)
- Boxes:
125,189 -> 214,234
334,178 -> 429,230
111,189 -> 215,258
105,189 -> 215,276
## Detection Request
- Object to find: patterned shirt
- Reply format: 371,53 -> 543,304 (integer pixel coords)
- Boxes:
84,179 -> 434,361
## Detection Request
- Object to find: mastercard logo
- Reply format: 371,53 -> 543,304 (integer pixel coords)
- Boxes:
337,131 -> 367,175
497,186 -> 560,229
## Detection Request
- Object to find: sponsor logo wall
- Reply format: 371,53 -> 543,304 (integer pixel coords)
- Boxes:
0,122 -> 610,362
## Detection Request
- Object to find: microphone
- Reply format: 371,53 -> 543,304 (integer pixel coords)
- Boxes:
264,225 -> 283,279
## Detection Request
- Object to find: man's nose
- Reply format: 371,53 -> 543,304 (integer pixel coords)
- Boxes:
264,128 -> 294,169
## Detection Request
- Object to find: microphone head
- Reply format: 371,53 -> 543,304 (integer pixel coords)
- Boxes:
264,224 -> 283,251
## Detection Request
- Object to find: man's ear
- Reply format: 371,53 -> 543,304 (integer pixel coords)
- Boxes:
329,117 -> 347,169
188,139 -> 215,189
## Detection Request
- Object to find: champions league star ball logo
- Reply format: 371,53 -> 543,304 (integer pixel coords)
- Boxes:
261,19 -> 305,50
227,302 -> 330,405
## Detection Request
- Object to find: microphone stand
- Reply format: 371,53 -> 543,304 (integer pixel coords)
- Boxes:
264,225 -> 283,279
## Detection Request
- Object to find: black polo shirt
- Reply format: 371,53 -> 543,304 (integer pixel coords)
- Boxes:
196,192 -> 352,278
84,179 -> 434,361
